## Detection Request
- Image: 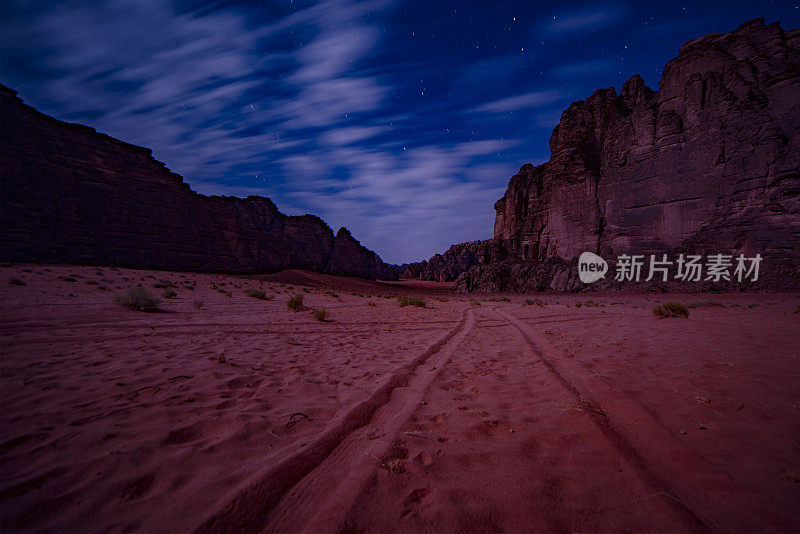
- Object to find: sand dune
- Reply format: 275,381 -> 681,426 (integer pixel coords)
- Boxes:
1,264 -> 799,532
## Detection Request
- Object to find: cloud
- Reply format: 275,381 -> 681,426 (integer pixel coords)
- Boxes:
542,5 -> 626,36
551,58 -> 618,77
472,91 -> 563,113
320,126 -> 390,146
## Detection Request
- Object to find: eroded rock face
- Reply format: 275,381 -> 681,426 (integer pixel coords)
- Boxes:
399,240 -> 494,281
409,19 -> 800,292
0,86 -> 397,279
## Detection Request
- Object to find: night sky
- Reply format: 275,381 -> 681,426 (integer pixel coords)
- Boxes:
2,1 -> 798,264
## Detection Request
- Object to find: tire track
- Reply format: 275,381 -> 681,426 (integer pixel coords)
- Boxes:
194,307 -> 476,534
496,307 -> 799,533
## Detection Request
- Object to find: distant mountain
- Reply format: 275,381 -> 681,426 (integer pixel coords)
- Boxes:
403,19 -> 800,292
0,85 -> 397,280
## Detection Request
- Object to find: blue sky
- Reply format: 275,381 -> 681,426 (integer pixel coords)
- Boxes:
2,1 -> 798,264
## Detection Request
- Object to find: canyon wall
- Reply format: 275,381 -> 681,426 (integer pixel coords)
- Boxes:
0,85 -> 397,279
404,19 -> 800,291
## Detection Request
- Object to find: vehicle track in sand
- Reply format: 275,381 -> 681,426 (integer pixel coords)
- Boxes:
197,303 -> 798,533
195,308 -> 476,533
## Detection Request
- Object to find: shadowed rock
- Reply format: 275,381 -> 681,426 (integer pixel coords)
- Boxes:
0,86 -> 397,280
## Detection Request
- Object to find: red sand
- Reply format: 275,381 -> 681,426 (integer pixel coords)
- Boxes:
1,264 -> 798,532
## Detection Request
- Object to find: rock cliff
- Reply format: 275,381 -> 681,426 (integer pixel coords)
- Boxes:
0,85 -> 397,279
406,19 -> 800,292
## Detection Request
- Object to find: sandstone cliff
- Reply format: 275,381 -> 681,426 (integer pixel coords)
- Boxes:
406,19 -> 800,292
0,85 -> 397,279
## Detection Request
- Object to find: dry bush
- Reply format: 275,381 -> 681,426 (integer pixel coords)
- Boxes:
287,294 -> 305,311
115,287 -> 161,312
397,296 -> 426,308
653,301 -> 690,318
245,288 -> 268,300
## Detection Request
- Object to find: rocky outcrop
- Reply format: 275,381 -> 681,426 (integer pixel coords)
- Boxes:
399,240 -> 494,281
0,85 -> 397,279
408,19 -> 800,292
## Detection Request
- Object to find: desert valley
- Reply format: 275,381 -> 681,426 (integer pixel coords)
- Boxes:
1,7 -> 799,534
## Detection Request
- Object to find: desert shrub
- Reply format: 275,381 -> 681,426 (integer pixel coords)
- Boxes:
8,278 -> 25,286
653,301 -> 689,319
162,288 -> 177,298
312,308 -> 329,321
153,280 -> 175,289
115,287 -> 161,312
59,276 -> 77,282
86,280 -> 99,285
688,300 -> 725,309
575,301 -> 582,308
245,288 -> 267,299
287,294 -> 305,311
469,299 -> 481,306
194,300 -> 204,309
397,296 -> 426,308
488,297 -> 511,302
325,290 -> 339,298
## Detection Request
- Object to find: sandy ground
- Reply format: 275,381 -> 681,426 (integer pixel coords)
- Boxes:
1,264 -> 798,533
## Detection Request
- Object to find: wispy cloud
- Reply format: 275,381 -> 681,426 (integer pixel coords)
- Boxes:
473,91 -> 563,113
551,58 -> 619,77
542,4 -> 626,36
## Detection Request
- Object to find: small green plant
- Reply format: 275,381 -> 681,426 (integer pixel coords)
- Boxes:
194,300 -> 204,309
653,301 -> 689,319
325,290 -> 339,298
245,288 -> 268,300
162,288 -> 177,298
8,278 -> 25,286
287,294 -> 305,311
115,287 -> 161,312
312,308 -> 329,321
397,296 -> 426,308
